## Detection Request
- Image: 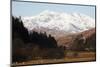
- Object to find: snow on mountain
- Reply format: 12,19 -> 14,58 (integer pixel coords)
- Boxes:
21,10 -> 95,33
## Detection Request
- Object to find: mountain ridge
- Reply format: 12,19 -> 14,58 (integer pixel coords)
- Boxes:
21,10 -> 95,34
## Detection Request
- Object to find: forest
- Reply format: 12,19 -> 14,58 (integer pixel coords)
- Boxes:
12,16 -> 65,62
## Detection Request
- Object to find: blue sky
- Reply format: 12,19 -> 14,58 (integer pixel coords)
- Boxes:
12,1 -> 95,19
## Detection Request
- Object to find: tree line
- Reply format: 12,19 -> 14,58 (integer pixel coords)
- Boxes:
12,16 -> 65,62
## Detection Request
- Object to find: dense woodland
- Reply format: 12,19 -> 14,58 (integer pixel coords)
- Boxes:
12,16 -> 65,62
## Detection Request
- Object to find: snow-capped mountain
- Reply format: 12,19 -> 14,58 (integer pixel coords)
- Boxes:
21,10 -> 95,34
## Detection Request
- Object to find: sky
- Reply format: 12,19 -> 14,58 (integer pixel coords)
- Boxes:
12,1 -> 96,19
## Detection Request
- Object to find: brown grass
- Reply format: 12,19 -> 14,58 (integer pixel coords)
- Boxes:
12,51 -> 96,66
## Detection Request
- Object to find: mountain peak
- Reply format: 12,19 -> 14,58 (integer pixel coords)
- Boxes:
22,10 -> 95,33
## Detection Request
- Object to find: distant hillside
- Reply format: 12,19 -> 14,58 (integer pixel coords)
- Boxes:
57,28 -> 96,51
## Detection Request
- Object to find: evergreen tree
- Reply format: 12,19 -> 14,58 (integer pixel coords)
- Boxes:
12,16 -> 65,62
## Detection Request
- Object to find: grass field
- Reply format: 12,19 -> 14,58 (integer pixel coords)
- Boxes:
12,51 -> 96,66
